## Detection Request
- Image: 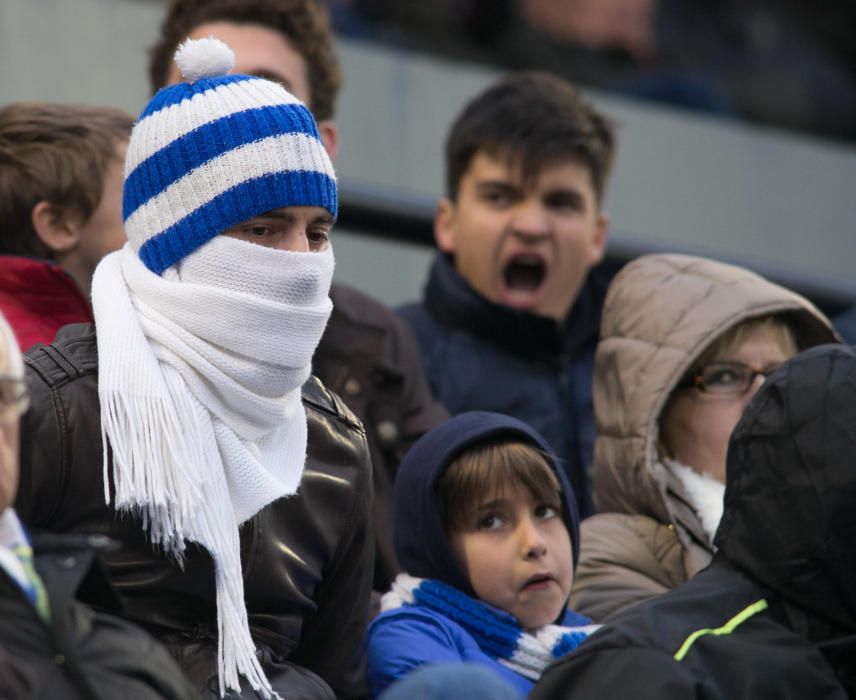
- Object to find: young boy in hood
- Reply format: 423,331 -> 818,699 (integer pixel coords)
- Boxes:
368,412 -> 598,698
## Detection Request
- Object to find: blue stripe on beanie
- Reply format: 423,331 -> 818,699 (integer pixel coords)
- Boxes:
138,74 -> 257,120
123,103 -> 319,221
138,169 -> 337,274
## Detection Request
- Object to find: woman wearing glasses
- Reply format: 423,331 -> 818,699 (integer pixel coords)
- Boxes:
568,253 -> 838,621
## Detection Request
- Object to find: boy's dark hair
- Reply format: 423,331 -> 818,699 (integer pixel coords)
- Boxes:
445,72 -> 615,204
437,439 -> 562,535
0,102 -> 133,257
148,0 -> 342,122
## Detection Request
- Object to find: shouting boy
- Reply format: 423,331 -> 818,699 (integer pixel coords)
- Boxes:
368,412 -> 598,697
399,73 -> 616,516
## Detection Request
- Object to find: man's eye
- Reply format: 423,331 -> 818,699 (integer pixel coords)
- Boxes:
308,229 -> 329,245
244,225 -> 272,237
482,190 -> 512,206
545,193 -> 583,211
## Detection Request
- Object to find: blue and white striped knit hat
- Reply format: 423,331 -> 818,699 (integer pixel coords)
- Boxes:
123,37 -> 337,275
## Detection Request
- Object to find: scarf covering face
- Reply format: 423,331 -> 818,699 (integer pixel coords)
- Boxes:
91,236 -> 334,698
383,573 -> 599,681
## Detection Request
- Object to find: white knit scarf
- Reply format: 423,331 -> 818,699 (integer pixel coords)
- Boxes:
91,237 -> 334,698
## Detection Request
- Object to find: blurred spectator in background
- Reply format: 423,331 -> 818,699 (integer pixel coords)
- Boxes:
570,254 -> 837,622
149,0 -> 447,596
531,343 -> 856,698
0,103 -> 132,351
328,0 -> 856,143
832,305 -> 856,344
0,310 -> 194,700
399,72 -> 615,518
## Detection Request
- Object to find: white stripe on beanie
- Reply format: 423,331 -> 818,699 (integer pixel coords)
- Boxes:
124,78 -> 303,175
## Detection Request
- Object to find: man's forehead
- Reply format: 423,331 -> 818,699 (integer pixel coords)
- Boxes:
257,206 -> 335,220
470,150 -> 593,190
173,21 -> 311,105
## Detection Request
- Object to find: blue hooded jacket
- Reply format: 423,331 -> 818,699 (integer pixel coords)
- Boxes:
368,412 -> 586,697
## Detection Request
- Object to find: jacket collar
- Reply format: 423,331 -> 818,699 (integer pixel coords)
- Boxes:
424,253 -> 607,361
0,255 -> 91,314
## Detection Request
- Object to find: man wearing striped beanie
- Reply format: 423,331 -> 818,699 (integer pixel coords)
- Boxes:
16,38 -> 373,699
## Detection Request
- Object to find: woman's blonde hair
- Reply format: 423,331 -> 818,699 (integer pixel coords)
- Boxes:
695,315 -> 799,368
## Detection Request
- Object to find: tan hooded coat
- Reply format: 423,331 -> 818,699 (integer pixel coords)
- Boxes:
569,254 -> 837,621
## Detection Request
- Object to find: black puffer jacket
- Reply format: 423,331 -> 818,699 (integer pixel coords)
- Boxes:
15,323 -> 374,700
0,530 -> 195,700
531,343 -> 856,698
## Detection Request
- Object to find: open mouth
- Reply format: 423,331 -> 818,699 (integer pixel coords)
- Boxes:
503,254 -> 546,294
521,573 -> 556,591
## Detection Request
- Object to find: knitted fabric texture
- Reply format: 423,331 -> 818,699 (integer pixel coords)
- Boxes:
123,37 -> 337,275
92,237 -> 333,698
382,574 -> 599,681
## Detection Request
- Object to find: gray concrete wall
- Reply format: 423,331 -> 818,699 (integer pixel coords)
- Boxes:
4,0 -> 854,307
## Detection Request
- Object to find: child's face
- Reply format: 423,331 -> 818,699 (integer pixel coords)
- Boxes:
449,484 -> 573,630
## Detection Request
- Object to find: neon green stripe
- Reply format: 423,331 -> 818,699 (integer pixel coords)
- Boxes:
673,599 -> 768,662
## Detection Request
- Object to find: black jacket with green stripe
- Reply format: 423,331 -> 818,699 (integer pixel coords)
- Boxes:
532,559 -> 851,698
530,344 -> 856,699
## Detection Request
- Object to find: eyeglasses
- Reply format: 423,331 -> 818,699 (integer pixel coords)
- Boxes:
678,361 -> 781,397
0,377 -> 29,414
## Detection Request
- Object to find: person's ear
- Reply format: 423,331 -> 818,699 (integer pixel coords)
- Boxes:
317,120 -> 340,162
434,198 -> 458,253
588,211 -> 609,266
31,201 -> 80,255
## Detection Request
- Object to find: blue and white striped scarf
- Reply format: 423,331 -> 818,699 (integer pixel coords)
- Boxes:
381,573 -> 600,680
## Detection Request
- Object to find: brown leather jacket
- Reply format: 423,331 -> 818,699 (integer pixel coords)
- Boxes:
570,254 -> 837,622
315,283 -> 447,592
16,323 -> 374,699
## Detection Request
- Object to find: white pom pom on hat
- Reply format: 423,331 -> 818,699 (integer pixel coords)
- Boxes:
174,36 -> 235,82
